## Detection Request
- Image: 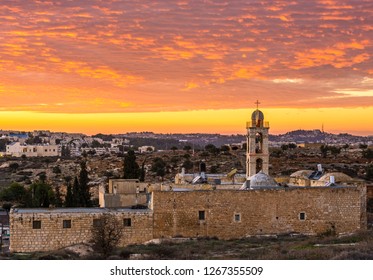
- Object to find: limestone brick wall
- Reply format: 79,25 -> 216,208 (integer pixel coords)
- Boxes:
10,209 -> 153,253
103,193 -> 148,207
153,187 -> 366,240
108,179 -> 151,194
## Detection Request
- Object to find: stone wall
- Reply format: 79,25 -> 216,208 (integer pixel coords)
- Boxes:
9,186 -> 367,252
10,208 -> 153,253
103,193 -> 148,207
108,179 -> 148,194
152,187 -> 366,240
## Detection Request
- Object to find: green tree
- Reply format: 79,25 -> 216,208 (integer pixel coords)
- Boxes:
139,156 -> 149,183
205,144 -> 218,155
183,145 -> 192,153
182,159 -> 193,172
38,172 -> 47,183
330,146 -> 341,157
359,144 -> 368,149
170,156 -> 180,167
91,140 -> 103,148
72,176 -> 80,207
65,184 -> 74,207
61,145 -> 71,157
30,182 -> 55,208
2,203 -> 12,214
151,157 -> 167,181
220,145 -> 230,152
362,148 -> 373,159
288,143 -> 297,149
0,139 -> 8,152
54,185 -> 63,207
171,146 -> 178,153
52,166 -> 61,174
123,150 -> 140,179
320,145 -> 329,158
78,160 -> 92,207
0,182 -> 28,204
9,162 -> 19,172
281,144 -> 289,151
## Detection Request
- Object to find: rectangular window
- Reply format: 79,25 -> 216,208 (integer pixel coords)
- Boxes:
63,220 -> 71,228
93,218 -> 102,227
299,212 -> 306,220
199,210 -> 205,221
234,214 -> 241,222
32,220 -> 41,229
123,218 -> 132,227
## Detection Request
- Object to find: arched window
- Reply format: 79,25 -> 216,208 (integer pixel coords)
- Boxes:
255,133 -> 263,153
256,158 -> 263,173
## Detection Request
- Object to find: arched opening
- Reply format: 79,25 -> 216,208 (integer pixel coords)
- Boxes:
255,132 -> 263,153
256,158 -> 263,173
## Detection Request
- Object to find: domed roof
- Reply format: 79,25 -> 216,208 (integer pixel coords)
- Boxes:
251,109 -> 264,121
319,172 -> 352,183
248,171 -> 278,189
290,170 -> 314,179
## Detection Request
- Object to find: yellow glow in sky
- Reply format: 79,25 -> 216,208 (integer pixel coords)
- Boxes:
1,107 -> 372,136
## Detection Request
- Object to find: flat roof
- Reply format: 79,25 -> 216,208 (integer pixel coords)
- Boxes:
11,207 -> 152,214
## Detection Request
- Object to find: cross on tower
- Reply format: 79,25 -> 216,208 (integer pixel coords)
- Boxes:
255,100 -> 260,110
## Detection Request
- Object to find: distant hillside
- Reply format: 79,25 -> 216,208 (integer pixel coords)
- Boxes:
269,129 -> 372,144
118,130 -> 372,149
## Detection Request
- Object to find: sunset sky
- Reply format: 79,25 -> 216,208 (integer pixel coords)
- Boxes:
0,0 -> 372,136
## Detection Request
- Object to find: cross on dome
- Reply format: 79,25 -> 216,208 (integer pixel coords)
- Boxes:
255,100 -> 260,110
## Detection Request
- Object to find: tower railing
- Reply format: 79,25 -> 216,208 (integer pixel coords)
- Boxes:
246,121 -> 270,128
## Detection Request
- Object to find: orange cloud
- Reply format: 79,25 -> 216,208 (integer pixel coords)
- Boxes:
0,0 -> 371,136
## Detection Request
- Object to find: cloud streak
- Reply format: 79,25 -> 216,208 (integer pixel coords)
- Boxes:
0,0 -> 371,114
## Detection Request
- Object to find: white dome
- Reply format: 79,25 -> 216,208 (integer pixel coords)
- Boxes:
248,171 -> 278,189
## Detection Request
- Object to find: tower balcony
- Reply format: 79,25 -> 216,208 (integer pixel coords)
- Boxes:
246,121 -> 270,128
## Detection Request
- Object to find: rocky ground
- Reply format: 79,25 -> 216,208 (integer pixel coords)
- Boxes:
2,229 -> 372,260
0,146 -> 372,202
0,147 -> 372,260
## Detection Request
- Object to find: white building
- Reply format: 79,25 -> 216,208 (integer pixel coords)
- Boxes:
138,146 -> 155,153
6,142 -> 60,157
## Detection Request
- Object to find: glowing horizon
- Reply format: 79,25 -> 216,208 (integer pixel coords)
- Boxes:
1,107 -> 372,137
0,1 -> 372,136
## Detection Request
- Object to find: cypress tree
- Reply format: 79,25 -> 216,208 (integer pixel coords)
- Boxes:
72,176 -> 80,207
79,160 -> 92,207
54,185 -> 63,207
65,184 -> 74,207
123,150 -> 140,179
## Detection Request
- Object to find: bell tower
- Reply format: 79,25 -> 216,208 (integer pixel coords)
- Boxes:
246,101 -> 270,178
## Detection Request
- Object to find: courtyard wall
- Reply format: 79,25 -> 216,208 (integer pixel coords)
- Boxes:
152,187 -> 366,239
